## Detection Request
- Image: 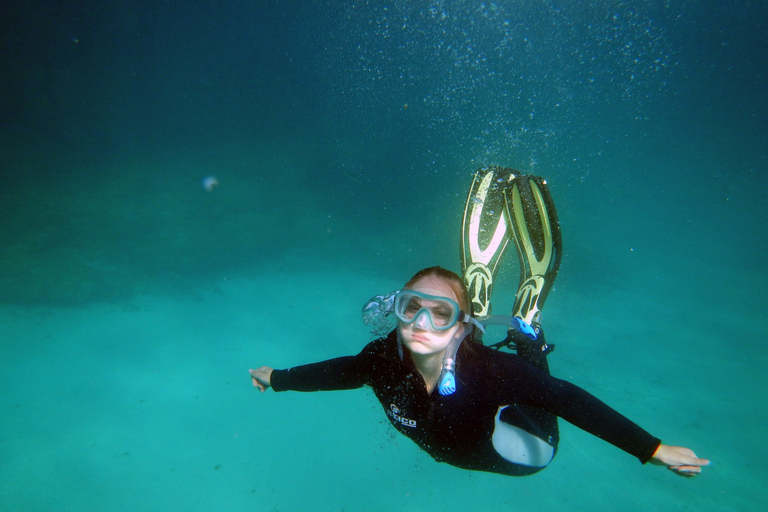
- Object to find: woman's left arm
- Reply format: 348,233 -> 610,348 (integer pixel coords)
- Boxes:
513,370 -> 709,474
650,444 -> 710,478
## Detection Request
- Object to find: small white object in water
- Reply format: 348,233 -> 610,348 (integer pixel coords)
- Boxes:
203,176 -> 219,192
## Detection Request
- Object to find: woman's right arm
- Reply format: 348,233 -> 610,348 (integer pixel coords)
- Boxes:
249,336 -> 390,394
248,355 -> 369,393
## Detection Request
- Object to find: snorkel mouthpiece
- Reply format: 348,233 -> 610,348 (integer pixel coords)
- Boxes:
511,317 -> 538,340
438,358 -> 457,395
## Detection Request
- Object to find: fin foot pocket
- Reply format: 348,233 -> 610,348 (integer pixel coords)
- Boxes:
492,325 -> 554,373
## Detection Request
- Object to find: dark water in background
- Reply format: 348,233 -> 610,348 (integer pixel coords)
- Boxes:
1,1 -> 766,511
2,0 -> 764,307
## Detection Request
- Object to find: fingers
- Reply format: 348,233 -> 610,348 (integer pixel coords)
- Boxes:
251,376 -> 265,391
683,456 -> 711,467
652,445 -> 710,477
668,465 -> 702,478
674,448 -> 710,468
667,448 -> 710,477
249,368 -> 270,392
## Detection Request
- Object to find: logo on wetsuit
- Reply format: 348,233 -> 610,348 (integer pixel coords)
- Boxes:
388,404 -> 417,428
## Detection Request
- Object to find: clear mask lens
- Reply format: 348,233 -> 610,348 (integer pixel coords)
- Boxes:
394,291 -> 461,331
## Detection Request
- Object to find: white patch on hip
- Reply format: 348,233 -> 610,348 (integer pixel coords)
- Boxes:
492,406 -> 554,467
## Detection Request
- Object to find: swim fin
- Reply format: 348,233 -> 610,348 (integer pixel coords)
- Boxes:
460,167 -> 514,317
504,173 -> 562,330
461,167 -> 562,347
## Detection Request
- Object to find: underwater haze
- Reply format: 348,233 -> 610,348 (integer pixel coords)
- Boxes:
1,1 -> 766,511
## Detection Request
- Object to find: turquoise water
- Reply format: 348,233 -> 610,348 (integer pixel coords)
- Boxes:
1,1 -> 766,510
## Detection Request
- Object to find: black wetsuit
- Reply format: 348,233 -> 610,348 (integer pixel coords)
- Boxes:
270,330 -> 661,476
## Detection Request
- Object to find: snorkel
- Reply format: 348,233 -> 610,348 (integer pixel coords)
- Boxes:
435,313 -> 485,395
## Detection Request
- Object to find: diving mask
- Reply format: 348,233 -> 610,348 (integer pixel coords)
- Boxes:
394,290 -> 468,332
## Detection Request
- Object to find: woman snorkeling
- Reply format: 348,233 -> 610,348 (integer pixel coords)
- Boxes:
249,266 -> 709,477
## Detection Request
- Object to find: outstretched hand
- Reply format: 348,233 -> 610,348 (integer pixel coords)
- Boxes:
650,445 -> 710,478
249,366 -> 273,392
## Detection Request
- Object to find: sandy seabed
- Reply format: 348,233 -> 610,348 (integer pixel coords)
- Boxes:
1,260 -> 765,512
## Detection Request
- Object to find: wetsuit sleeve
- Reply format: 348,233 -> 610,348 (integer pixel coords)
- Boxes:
543,377 -> 661,463
271,355 -> 368,392
488,355 -> 661,463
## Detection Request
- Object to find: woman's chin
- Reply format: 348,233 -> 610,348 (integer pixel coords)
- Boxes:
403,338 -> 429,353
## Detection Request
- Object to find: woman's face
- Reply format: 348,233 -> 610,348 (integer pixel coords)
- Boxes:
398,275 -> 464,357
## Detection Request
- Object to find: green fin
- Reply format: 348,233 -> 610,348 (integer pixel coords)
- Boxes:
504,174 -> 562,326
461,168 -> 562,325
460,167 -> 514,317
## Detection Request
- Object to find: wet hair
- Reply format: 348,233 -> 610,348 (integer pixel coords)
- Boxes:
403,266 -> 479,346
